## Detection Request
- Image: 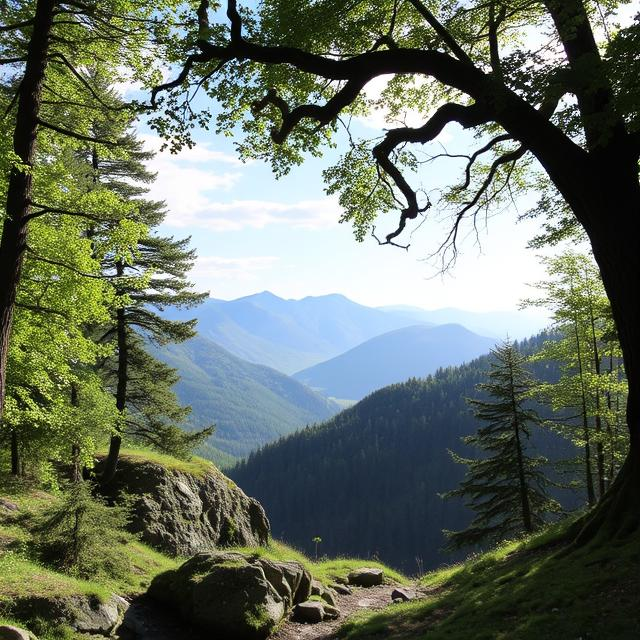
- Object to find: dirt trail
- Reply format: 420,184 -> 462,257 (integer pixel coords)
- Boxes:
273,584 -> 398,640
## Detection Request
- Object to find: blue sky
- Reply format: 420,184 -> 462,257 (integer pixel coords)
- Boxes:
122,3 -> 632,318
136,107 -> 560,318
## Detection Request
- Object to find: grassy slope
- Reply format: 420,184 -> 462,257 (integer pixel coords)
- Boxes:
339,519 -> 640,640
232,540 -> 408,586
1,449 -> 405,638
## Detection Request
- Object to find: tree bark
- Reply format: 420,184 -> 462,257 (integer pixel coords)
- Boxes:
101,261 -> 127,484
567,154 -> 640,542
10,429 -> 20,476
70,381 -> 82,483
0,0 -> 55,424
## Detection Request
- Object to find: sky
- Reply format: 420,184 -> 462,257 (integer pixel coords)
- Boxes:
122,4 -> 630,317
136,114 -> 560,318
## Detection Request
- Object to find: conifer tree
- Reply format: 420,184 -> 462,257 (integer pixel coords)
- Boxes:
444,341 -> 559,549
79,101 -> 210,482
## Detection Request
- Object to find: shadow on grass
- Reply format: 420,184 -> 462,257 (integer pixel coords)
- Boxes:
338,520 -> 640,640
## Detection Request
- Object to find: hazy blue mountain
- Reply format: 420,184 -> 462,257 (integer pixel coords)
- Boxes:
378,305 -> 549,340
152,334 -> 341,460
293,324 -> 496,400
162,292 -> 436,374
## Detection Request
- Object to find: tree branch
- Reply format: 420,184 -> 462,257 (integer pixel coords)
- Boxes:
24,203 -> 118,223
36,118 -> 118,145
405,0 -> 474,66
372,102 -> 491,244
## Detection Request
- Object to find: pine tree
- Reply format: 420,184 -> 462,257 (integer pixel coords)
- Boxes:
80,100 -> 210,482
444,341 -> 559,549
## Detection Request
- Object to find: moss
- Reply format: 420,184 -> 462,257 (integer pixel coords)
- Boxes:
108,447 -> 216,478
244,604 -> 276,633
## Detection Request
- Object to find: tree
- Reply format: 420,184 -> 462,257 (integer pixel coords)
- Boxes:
78,107 -> 210,482
443,342 -> 559,548
154,0 -> 640,542
523,251 -> 628,505
0,0 -> 180,430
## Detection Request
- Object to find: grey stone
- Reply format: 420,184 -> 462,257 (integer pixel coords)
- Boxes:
0,625 -> 31,640
9,594 -> 126,637
391,588 -> 413,602
310,580 -> 323,597
0,498 -> 19,512
97,456 -> 270,556
148,552 -> 312,639
330,583 -> 352,595
348,568 -> 384,587
322,604 -> 340,620
69,594 -> 129,634
293,601 -> 325,624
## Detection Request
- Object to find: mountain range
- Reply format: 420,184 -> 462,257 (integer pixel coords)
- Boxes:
156,292 -> 548,463
293,323 -> 496,400
164,292 -> 546,374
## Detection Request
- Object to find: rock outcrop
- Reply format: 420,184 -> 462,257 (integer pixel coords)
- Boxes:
99,455 -> 270,556
148,552 -> 312,639
9,594 -> 128,637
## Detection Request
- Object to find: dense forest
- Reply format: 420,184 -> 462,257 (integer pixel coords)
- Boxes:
231,333 -> 578,571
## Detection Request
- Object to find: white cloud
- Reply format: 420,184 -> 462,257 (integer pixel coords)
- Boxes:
193,255 -> 280,284
163,196 -> 343,231
140,134 -> 245,166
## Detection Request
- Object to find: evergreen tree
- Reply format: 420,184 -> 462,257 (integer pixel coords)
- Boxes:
79,102 -> 210,482
444,342 -> 559,549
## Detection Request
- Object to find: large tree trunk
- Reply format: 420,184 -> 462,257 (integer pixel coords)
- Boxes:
569,154 -> 640,542
101,261 -> 127,484
0,0 -> 55,436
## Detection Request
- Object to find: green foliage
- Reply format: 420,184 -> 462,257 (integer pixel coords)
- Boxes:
34,482 -> 133,580
522,251 -> 628,504
443,342 -> 560,549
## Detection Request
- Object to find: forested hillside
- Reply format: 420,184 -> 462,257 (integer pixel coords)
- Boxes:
293,324 -> 495,400
152,335 -> 340,460
231,333 -> 577,571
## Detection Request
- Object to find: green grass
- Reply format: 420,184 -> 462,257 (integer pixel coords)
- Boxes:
0,480 -> 180,608
229,539 -> 408,586
103,447 -> 217,478
338,519 -> 640,640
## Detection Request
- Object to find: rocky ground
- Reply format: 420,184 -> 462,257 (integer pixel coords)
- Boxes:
274,584 -> 399,640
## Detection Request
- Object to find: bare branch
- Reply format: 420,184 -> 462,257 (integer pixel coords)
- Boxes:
460,133 -> 512,190
372,102 -> 491,244
252,79 -> 366,143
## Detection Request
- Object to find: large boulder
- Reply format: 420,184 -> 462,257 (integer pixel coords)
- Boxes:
148,552 -> 312,639
348,567 -> 384,587
0,626 -> 33,640
98,455 -> 270,556
7,594 -> 127,637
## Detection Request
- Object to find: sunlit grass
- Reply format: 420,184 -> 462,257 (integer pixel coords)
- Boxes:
338,517 -> 640,639
230,539 -> 408,585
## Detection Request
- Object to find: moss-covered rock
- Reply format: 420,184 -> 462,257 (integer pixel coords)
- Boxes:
148,552 -> 312,639
98,455 -> 270,556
